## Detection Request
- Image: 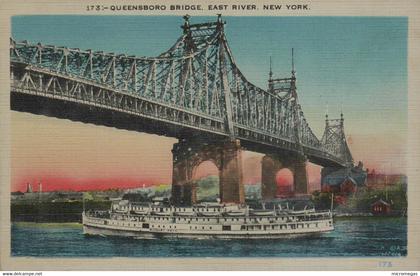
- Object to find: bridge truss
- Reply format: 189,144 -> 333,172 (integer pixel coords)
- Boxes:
10,15 -> 353,168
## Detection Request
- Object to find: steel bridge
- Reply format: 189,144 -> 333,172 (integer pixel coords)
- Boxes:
10,15 -> 354,204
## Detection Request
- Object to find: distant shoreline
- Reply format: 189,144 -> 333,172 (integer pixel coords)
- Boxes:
11,200 -> 111,223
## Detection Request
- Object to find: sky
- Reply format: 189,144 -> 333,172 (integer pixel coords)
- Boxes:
11,16 -> 408,192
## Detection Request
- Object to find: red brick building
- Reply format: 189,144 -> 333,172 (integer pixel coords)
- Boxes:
371,199 -> 391,215
321,176 -> 358,194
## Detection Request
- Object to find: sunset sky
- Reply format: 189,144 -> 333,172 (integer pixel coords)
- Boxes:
11,16 -> 407,192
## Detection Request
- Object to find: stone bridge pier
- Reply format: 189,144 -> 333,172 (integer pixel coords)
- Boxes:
171,138 -> 244,206
261,153 -> 309,200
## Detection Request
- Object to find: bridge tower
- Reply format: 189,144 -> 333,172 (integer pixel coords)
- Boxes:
320,113 -> 354,184
171,138 -> 244,205
171,16 -> 244,206
261,50 -> 309,200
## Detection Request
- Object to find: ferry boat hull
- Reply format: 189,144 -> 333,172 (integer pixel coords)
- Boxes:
82,209 -> 334,240
83,223 -> 332,240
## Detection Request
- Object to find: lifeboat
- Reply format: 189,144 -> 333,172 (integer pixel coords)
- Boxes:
114,209 -> 128,214
250,210 -> 275,216
224,210 -> 246,216
174,211 -> 196,216
285,208 -> 315,215
199,211 -> 221,217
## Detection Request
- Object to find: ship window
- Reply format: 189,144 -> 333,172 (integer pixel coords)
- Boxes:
202,226 -> 204,229
142,223 -> 149,229
241,225 -> 245,230
209,227 -> 212,230
222,225 -> 231,231
272,225 -> 275,229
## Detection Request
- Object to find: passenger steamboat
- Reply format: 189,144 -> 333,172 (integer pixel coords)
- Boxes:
83,198 -> 334,239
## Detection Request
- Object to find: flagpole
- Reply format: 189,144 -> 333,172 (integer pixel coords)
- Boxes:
83,192 -> 85,214
330,192 -> 334,212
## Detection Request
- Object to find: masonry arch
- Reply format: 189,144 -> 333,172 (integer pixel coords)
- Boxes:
261,153 -> 308,200
192,160 -> 220,203
276,168 -> 294,197
172,139 -> 244,205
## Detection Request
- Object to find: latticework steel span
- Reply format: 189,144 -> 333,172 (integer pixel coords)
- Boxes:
10,15 -> 353,168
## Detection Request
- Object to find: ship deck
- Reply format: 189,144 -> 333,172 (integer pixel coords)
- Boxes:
83,206 -> 334,239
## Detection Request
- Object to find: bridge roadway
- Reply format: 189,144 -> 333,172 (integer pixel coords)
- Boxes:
10,70 -> 344,169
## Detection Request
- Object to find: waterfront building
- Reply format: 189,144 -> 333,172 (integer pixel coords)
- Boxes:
321,161 -> 367,194
371,199 -> 391,215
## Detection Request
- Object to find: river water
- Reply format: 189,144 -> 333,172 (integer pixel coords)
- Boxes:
11,217 -> 406,257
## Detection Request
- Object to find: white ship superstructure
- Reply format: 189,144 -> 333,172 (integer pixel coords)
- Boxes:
83,199 -> 334,239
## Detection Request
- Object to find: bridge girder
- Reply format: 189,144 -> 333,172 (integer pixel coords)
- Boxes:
9,16 -> 353,168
